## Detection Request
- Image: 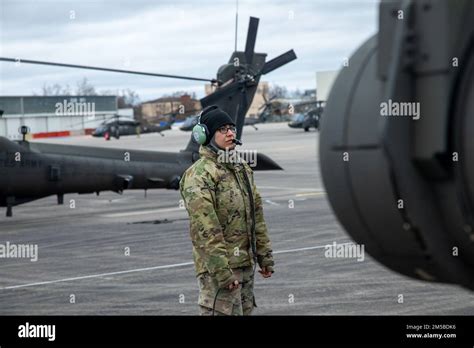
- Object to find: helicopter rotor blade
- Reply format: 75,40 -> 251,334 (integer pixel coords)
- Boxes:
235,86 -> 249,140
0,57 -> 216,83
259,49 -> 297,76
244,17 -> 259,65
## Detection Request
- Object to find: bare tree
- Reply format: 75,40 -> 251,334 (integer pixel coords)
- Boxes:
118,89 -> 140,108
291,88 -> 303,99
99,89 -> 115,96
35,79 -> 139,108
75,77 -> 97,95
269,83 -> 288,99
98,89 -> 140,108
168,91 -> 189,98
38,83 -> 71,96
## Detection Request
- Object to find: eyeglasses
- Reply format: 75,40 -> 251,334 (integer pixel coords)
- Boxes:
217,125 -> 236,134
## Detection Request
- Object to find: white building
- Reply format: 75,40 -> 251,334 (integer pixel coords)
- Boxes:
316,70 -> 339,102
0,96 -> 117,139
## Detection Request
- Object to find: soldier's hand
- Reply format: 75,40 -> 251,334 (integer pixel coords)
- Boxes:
258,267 -> 273,278
228,279 -> 240,290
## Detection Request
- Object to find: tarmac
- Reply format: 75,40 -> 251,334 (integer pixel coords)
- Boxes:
0,122 -> 473,315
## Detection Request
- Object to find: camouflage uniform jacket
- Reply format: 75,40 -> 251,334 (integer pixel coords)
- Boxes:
180,145 -> 274,288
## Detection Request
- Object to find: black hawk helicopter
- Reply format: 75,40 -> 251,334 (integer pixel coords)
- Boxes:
0,16 -> 296,217
91,115 -> 141,140
320,0 -> 474,291
288,100 -> 324,132
91,101 -> 200,140
241,94 -> 279,130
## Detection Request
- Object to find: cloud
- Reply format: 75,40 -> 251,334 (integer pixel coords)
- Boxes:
0,0 -> 378,100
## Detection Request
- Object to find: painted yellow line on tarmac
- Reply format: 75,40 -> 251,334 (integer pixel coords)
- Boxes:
295,192 -> 326,197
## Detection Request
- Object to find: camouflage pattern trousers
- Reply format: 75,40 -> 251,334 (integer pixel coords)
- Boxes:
197,266 -> 256,316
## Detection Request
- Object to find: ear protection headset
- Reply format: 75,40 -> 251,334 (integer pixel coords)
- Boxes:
192,105 -> 219,145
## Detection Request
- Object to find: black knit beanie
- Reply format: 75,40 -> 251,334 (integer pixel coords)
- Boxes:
200,107 -> 235,145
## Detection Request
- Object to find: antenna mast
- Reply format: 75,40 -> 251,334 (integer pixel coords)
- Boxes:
234,0 -> 239,52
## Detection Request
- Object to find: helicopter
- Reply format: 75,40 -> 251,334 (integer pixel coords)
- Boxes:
65,112 -> 174,140
62,99 -> 192,140
0,16 -> 296,217
288,101 -> 324,131
320,0 -> 474,291
91,116 -> 175,140
92,102 -> 200,140
241,94 -> 280,130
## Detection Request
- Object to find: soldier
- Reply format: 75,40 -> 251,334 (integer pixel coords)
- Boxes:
179,106 -> 274,316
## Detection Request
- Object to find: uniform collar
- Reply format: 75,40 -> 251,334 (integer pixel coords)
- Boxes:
199,145 -> 219,161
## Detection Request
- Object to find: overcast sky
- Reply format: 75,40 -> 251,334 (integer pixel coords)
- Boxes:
0,0 -> 378,102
